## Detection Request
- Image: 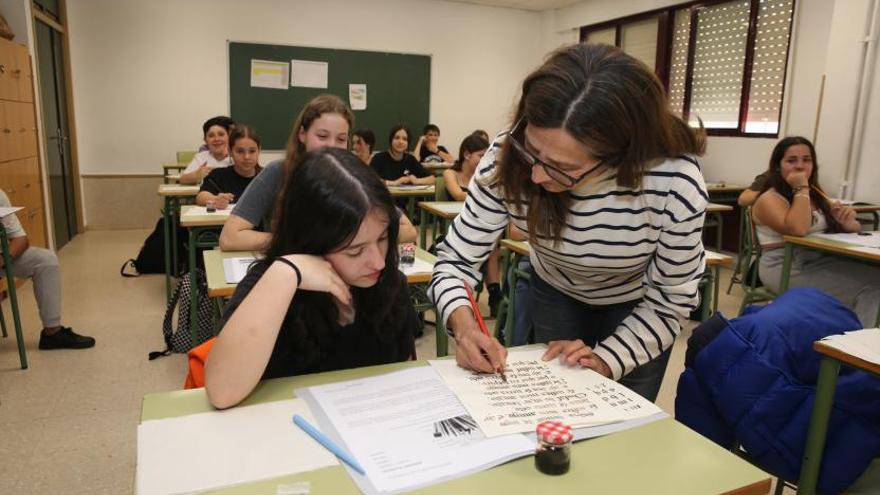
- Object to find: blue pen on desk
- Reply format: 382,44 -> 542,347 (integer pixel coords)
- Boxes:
292,414 -> 366,475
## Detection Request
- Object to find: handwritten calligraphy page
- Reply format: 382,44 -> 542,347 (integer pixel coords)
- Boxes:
429,348 -> 662,437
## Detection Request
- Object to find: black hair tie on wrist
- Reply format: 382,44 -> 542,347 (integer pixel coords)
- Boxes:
274,257 -> 302,287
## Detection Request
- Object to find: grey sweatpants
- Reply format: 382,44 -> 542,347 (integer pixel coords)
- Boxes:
10,247 -> 61,328
760,247 -> 880,328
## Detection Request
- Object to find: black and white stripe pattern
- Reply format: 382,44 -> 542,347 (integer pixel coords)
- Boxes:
428,139 -> 707,381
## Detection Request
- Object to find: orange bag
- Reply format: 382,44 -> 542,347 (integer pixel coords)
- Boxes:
183,337 -> 216,389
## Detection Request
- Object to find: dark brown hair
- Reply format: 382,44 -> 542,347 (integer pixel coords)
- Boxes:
762,136 -> 844,233
496,43 -> 705,244
453,134 -> 489,172
282,94 -> 354,175
229,124 -> 261,149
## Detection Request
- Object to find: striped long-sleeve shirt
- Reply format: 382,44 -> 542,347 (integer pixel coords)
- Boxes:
428,139 -> 707,381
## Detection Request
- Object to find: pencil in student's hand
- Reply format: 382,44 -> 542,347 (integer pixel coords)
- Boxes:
810,185 -> 834,203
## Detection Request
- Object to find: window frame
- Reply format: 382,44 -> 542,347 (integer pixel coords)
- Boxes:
580,0 -> 796,138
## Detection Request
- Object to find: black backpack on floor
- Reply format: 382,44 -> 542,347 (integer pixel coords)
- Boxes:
121,217 -> 187,276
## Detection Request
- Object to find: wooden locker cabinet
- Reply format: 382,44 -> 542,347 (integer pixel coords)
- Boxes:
0,38 -> 46,248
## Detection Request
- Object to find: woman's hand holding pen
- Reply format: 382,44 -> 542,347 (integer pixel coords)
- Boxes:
448,306 -> 507,374
543,339 -> 612,378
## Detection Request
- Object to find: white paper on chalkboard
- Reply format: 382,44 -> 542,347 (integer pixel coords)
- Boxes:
291,60 -> 328,88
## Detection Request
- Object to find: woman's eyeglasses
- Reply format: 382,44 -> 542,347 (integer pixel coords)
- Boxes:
504,117 -> 605,188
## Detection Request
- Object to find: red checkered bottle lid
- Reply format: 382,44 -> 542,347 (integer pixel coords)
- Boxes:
536,420 -> 573,445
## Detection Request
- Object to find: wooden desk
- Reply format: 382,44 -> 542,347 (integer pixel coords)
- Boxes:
0,214 -> 27,369
850,203 -> 880,230
422,162 -> 453,176
179,205 -> 232,343
162,163 -> 187,184
164,173 -> 181,184
798,339 -> 880,495
203,249 -> 258,298
706,203 -> 734,250
779,232 -> 880,325
389,185 -> 435,221
706,183 -> 747,203
417,200 -> 463,249
140,359 -> 771,494
157,184 -> 200,302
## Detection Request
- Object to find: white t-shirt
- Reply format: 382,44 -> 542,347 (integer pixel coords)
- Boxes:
182,150 -> 231,174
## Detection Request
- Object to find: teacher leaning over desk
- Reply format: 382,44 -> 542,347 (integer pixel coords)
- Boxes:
429,43 -> 708,401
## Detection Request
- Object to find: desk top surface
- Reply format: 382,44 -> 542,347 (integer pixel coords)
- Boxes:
388,185 -> 435,197
706,202 -> 734,213
140,358 -> 770,495
706,183 -> 747,193
180,204 -> 232,227
158,184 -> 199,197
783,232 -> 880,263
418,200 -> 463,218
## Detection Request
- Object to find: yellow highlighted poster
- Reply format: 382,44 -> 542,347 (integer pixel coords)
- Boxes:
250,59 -> 289,90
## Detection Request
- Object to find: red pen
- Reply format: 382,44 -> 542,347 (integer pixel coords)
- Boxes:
463,283 -> 507,382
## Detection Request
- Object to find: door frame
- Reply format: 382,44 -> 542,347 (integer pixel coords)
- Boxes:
31,0 -> 84,238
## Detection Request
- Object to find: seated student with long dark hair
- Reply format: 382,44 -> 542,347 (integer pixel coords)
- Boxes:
752,136 -> 880,326
205,148 -> 420,409
370,124 -> 434,187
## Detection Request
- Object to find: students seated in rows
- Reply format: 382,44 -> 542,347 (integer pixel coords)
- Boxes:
179,116 -> 234,185
220,95 -> 351,251
413,124 -> 454,163
196,125 -> 262,210
442,133 -> 503,316
752,136 -> 880,326
205,148 -> 420,408
220,96 -> 416,250
351,129 -> 375,165
0,189 -> 95,349
370,125 -> 434,187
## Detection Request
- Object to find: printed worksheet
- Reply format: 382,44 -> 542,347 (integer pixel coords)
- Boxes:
301,366 -> 533,494
429,348 -> 663,437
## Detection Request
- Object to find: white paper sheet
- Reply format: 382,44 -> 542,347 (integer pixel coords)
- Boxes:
821,328 -> 880,365
182,205 -> 233,217
0,206 -> 23,218
811,231 -> 880,249
390,184 -> 432,190
223,256 -> 257,284
429,348 -> 663,437
349,83 -> 367,110
399,257 -> 434,277
290,60 -> 328,88
431,203 -> 463,216
251,59 -> 290,90
301,367 -> 533,495
136,398 -> 338,495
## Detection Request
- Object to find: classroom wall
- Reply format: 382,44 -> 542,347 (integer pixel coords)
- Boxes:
540,0 -> 838,188
65,0 -> 544,229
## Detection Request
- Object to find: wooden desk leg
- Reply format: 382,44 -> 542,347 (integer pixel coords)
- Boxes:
171,198 -> 181,278
495,249 -> 511,343
163,198 -> 173,303
1,228 -> 28,369
505,254 -> 521,347
872,212 -> 879,230
407,198 -> 415,222
435,312 -> 448,358
797,356 -> 841,495
713,212 -> 723,250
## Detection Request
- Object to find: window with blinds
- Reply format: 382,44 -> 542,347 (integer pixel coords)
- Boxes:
580,0 -> 796,137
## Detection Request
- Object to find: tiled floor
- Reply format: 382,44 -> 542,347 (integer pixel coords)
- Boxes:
0,230 -> 777,494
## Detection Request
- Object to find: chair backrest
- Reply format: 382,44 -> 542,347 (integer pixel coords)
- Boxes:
177,150 -> 197,164
434,175 -> 450,202
741,207 -> 765,289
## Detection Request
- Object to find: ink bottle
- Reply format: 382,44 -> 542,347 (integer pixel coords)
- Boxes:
535,420 -> 572,475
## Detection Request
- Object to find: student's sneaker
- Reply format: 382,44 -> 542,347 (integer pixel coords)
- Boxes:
38,327 -> 96,350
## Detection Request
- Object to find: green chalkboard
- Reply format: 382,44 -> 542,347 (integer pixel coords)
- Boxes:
229,41 -> 431,150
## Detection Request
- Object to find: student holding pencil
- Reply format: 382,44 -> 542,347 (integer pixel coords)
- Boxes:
752,136 -> 880,326
205,148 -> 421,409
196,125 -> 262,210
429,43 -> 707,401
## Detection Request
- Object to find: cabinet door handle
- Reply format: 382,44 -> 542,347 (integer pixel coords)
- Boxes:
3,128 -> 11,134
0,64 -> 6,74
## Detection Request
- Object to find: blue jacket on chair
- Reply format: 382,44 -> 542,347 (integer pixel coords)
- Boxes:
675,288 -> 880,494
